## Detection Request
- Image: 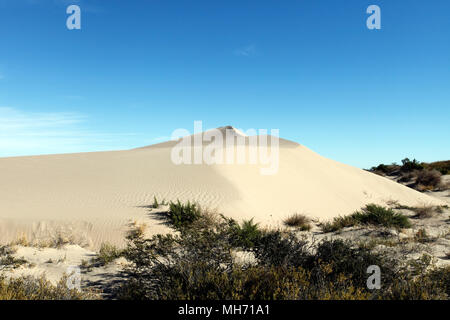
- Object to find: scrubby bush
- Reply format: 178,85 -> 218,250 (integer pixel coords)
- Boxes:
415,169 -> 442,190
117,222 -> 406,300
252,230 -> 310,268
283,214 -> 312,231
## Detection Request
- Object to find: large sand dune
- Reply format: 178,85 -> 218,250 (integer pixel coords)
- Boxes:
0,127 -> 443,248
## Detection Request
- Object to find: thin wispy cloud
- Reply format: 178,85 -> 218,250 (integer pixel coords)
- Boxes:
234,44 -> 257,57
0,107 -> 135,157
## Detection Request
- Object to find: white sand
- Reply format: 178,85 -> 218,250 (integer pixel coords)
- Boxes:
0,127 -> 444,249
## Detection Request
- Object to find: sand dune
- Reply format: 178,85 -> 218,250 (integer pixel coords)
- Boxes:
0,127 -> 444,248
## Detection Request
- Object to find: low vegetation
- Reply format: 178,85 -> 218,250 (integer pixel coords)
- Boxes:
368,158 -> 448,191
321,204 -> 411,232
0,275 -> 97,300
2,200 -> 448,300
113,201 -> 449,300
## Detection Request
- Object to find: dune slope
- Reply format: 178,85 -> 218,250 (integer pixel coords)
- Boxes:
0,127 -> 443,248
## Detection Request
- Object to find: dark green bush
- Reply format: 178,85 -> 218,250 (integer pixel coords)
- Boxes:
401,158 -> 424,172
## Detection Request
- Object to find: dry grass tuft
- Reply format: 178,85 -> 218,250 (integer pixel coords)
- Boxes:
283,214 -> 312,231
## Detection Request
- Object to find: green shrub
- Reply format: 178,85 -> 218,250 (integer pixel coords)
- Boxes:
167,200 -> 202,229
351,204 -> 411,229
230,218 -> 262,248
94,243 -> 123,266
152,196 -> 159,208
401,158 -> 424,172
321,204 -> 411,232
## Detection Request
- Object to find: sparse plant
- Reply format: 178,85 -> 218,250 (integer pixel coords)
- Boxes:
152,196 -> 159,208
320,215 -> 357,233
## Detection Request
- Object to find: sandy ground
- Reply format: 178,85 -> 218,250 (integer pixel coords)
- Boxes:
0,127 -> 445,249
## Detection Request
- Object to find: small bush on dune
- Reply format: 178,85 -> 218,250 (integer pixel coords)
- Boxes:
352,204 -> 411,229
321,204 -> 411,232
94,243 -> 123,266
283,214 -> 312,231
167,200 -> 202,229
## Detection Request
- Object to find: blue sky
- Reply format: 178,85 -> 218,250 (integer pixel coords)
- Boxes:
0,0 -> 449,168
